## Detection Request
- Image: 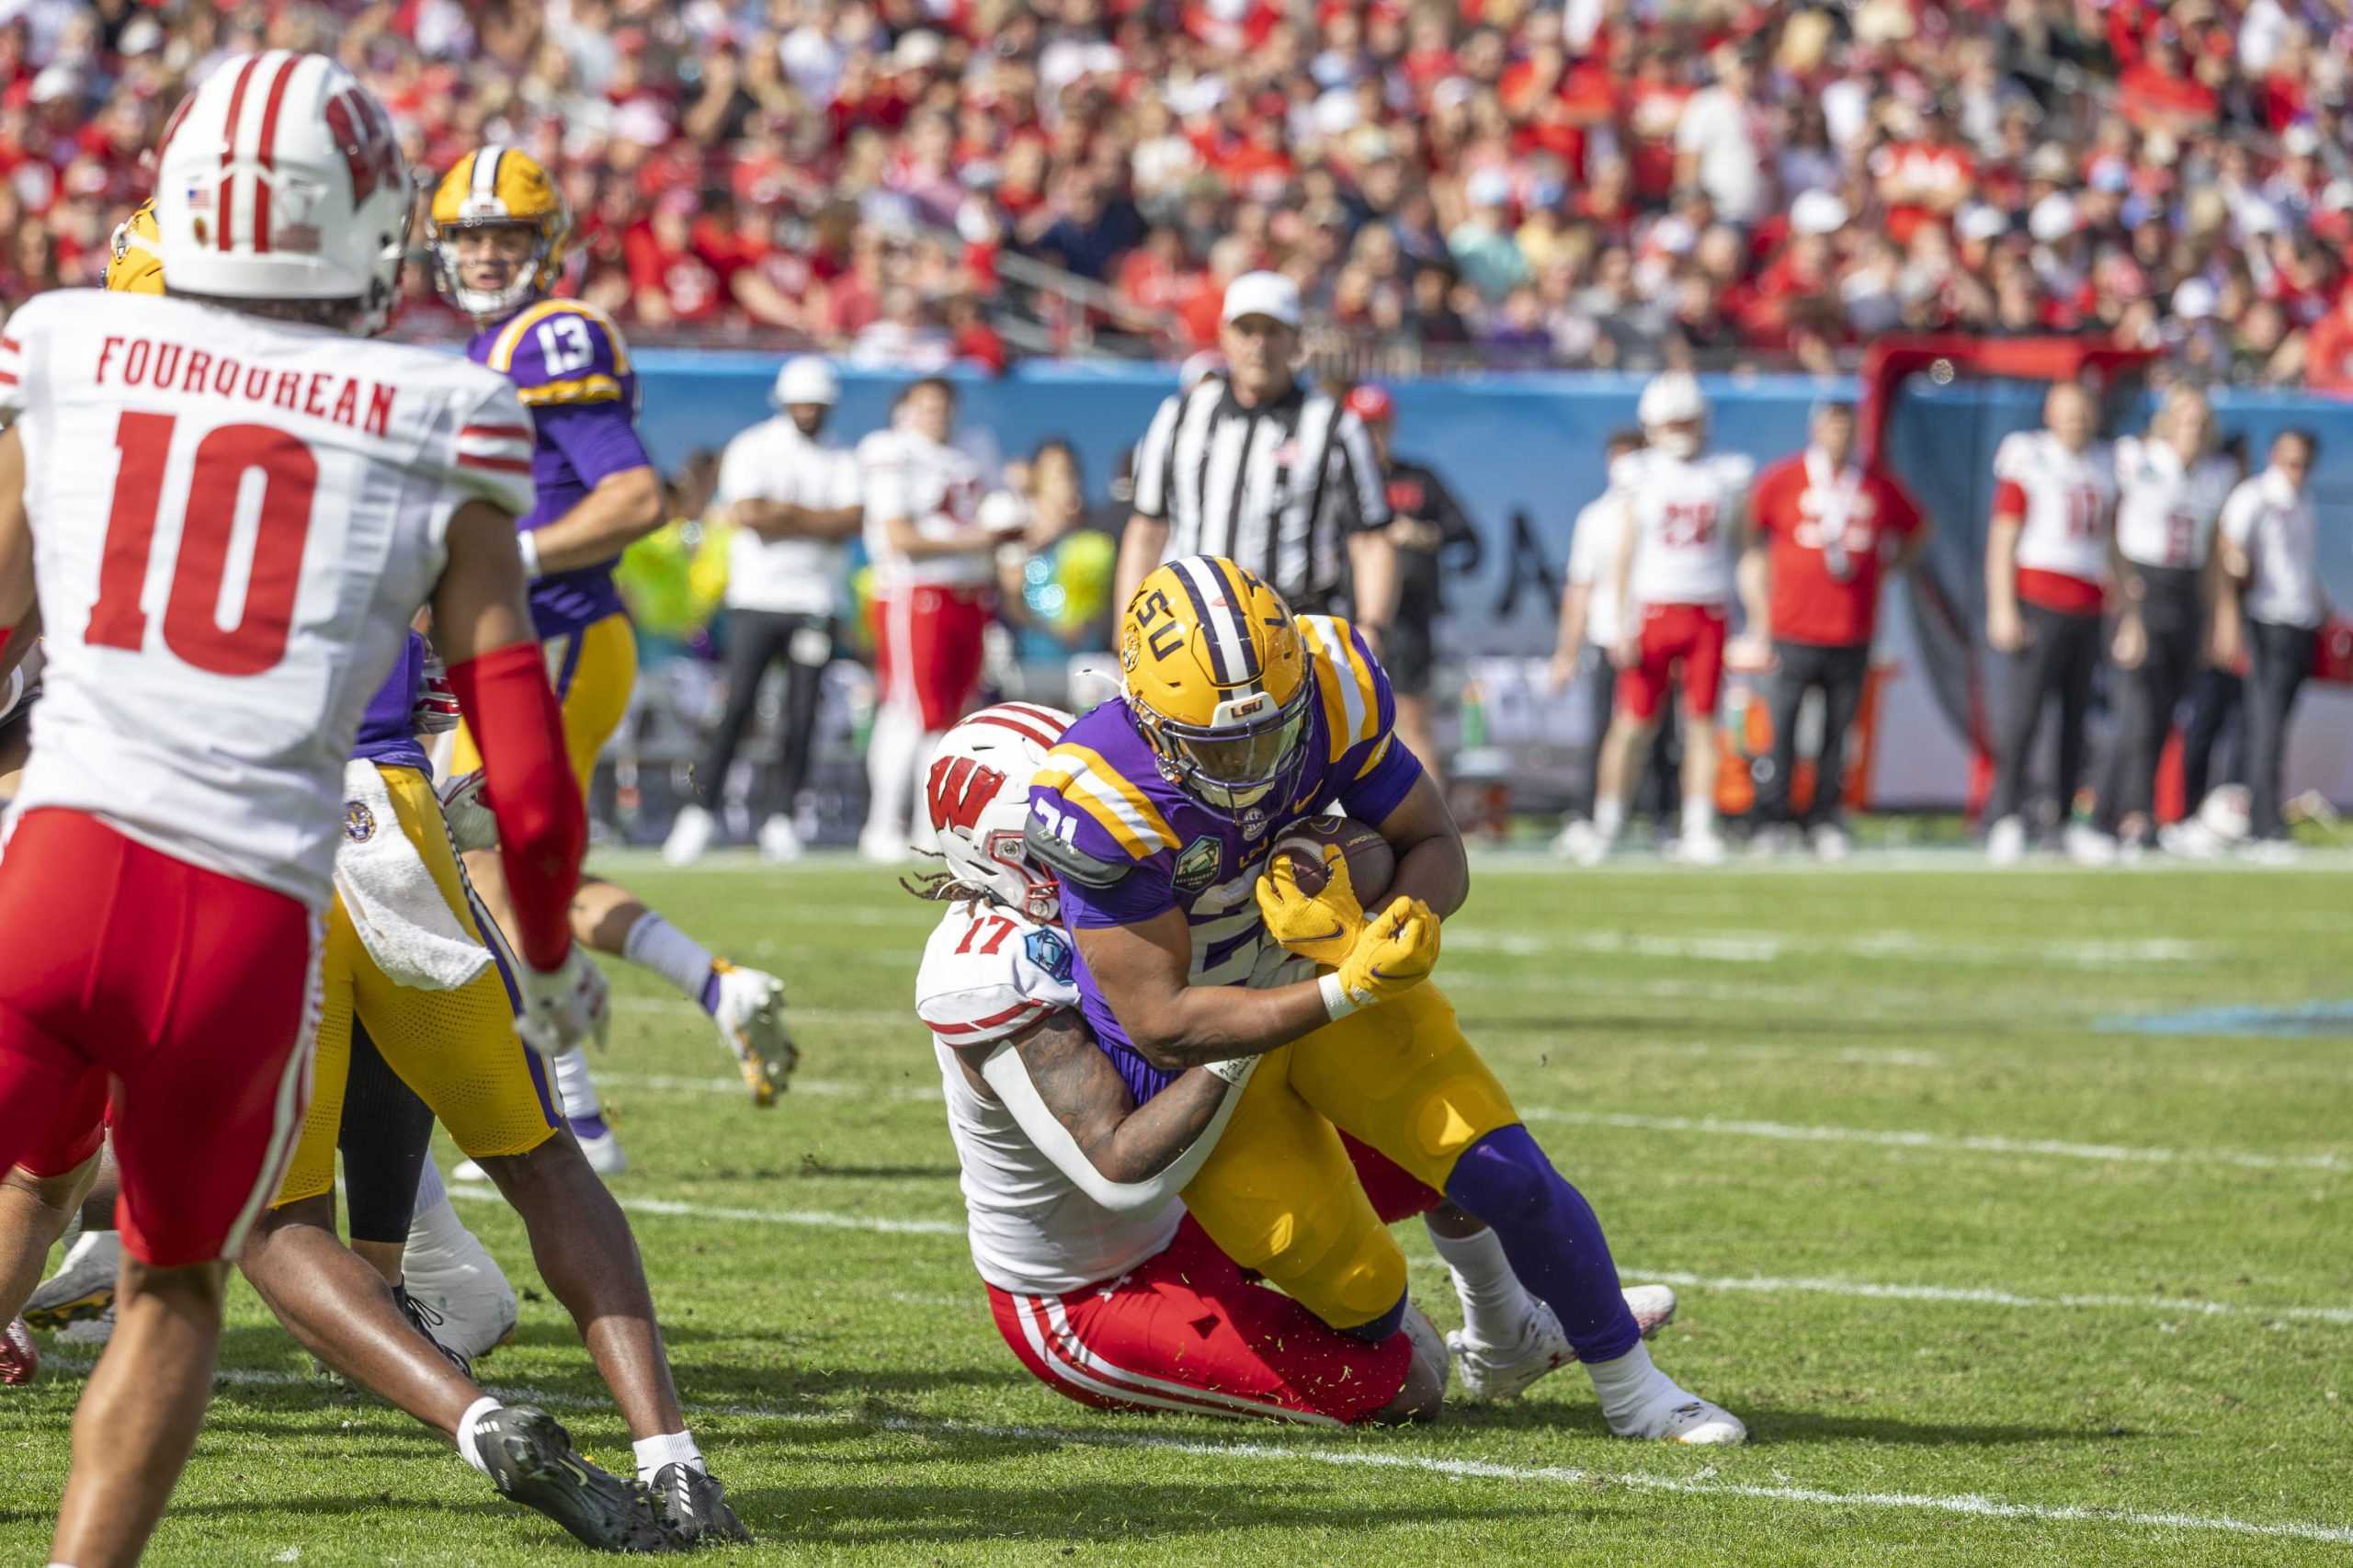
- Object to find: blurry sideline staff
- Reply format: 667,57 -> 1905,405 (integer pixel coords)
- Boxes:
1741,401 -> 1927,860
2094,388 -> 2239,852
1117,271 -> 1396,629
2216,428 -> 2323,858
1551,430 -> 1679,843
858,377 -> 1018,862
665,358 -> 863,866
1345,383 -> 1482,786
1983,382 -> 2119,866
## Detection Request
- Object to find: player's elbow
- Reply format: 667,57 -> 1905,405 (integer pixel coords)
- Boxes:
606,466 -> 666,539
1123,1020 -> 1194,1074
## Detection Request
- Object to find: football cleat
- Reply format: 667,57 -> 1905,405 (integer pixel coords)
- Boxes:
474,1405 -> 679,1552
1748,824 -> 1797,859
1448,1300 -> 1570,1403
25,1227 -> 120,1329
568,1116 -> 631,1176
662,805 -> 716,867
1985,814 -> 2027,865
57,1306 -> 115,1348
2064,823 -> 2119,866
857,825 -> 913,864
1809,823 -> 1851,862
756,813 -> 803,862
710,960 -> 796,1107
393,1285 -> 473,1380
1620,1283 -> 1680,1342
1,1316 -> 35,1385
1674,826 -> 1728,866
1616,1392 -> 1748,1446
649,1462 -> 754,1546
401,1210 -> 518,1365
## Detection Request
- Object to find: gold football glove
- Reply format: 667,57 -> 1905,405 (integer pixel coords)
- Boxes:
1330,895 -> 1439,1011
1255,843 -> 1367,968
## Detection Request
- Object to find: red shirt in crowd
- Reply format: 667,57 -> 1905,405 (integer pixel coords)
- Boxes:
2306,303 -> 2353,394
1751,449 -> 1925,646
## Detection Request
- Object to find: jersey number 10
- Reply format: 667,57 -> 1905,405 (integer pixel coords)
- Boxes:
85,411 -> 316,676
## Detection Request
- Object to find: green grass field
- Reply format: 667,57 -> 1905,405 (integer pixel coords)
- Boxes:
6,847 -> 2352,1564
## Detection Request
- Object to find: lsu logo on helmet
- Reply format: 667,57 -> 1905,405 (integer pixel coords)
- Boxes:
427,146 -> 570,320
1120,556 -> 1312,815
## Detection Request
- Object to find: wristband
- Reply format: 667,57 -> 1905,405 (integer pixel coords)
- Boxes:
516,530 -> 542,580
1204,1056 -> 1255,1085
1318,971 -> 1358,1021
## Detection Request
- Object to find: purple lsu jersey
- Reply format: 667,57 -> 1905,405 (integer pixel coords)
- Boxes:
468,299 -> 654,640
351,630 -> 431,777
1029,617 -> 1422,1101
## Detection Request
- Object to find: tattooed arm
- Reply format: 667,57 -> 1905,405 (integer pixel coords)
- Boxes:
954,1008 -> 1254,1206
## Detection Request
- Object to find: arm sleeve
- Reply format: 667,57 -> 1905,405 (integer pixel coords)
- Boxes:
1131,393 -> 1184,522
442,642 -> 584,971
1333,411 -> 1392,532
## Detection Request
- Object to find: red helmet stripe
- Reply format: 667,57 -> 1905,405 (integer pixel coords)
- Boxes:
214,54 -> 263,252
963,710 -> 1061,748
992,701 -> 1070,730
247,52 -> 301,252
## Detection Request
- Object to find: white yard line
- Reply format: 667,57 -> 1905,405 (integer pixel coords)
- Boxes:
40,1358 -> 2353,1548
1518,1107 -> 2349,1174
1448,927 -> 2214,969
450,1189 -> 2353,1326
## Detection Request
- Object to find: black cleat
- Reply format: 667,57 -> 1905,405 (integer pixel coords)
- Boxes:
476,1405 -> 681,1552
650,1461 -> 754,1546
393,1285 -> 473,1379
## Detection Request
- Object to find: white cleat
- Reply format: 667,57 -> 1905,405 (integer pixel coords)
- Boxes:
1985,814 -> 2027,865
1556,819 -> 1613,868
57,1305 -> 114,1348
1620,1392 -> 1748,1445
662,805 -> 717,867
756,813 -> 803,863
450,1157 -> 491,1183
858,826 -> 913,865
1620,1283 -> 1679,1341
2064,823 -> 2119,866
1448,1301 -> 1571,1402
2243,837 -> 2302,866
1809,823 -> 1851,862
402,1208 -> 520,1364
710,961 -> 797,1106
572,1120 -> 630,1176
25,1228 -> 120,1330
1675,827 -> 1728,866
1748,824 -> 1796,859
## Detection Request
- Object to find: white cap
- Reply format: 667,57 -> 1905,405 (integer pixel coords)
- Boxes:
1957,203 -> 2010,243
1790,190 -> 1849,236
1221,270 -> 1302,328
772,356 -> 840,408
2171,278 -> 2218,321
2029,192 -> 2077,244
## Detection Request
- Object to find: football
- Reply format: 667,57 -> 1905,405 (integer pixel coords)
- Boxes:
1271,816 -> 1396,909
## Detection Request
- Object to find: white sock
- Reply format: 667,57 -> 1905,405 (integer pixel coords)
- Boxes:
1583,1339 -> 1682,1432
621,911 -> 715,1004
907,731 -> 947,850
405,1189 -> 472,1261
863,703 -> 924,841
413,1156 -> 448,1216
1683,793 -> 1717,835
632,1430 -> 705,1483
455,1396 -> 505,1476
1594,797 -> 1626,841
1424,1221 -> 1534,1350
552,1046 -> 602,1121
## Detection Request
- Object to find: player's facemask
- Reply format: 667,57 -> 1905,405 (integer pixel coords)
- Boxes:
1137,682 -> 1313,814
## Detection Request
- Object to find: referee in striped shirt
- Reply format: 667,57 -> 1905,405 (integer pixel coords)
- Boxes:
1115,272 -> 1398,641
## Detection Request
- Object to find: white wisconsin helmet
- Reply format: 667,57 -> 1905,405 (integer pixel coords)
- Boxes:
925,703 -> 1074,924
1638,370 -> 1707,457
153,51 -> 411,334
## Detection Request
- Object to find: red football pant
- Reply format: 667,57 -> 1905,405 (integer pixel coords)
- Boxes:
0,810 -> 319,1267
987,1136 -> 1441,1426
1618,603 -> 1729,722
870,585 -> 991,732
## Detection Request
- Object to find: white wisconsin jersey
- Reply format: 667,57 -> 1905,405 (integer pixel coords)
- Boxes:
860,427 -> 991,590
716,415 -> 861,615
917,901 -> 1182,1295
2111,437 -> 2236,571
2221,468 -> 2324,629
1616,449 -> 1751,608
1995,430 -> 2118,582
0,290 -> 532,907
1566,490 -> 1631,648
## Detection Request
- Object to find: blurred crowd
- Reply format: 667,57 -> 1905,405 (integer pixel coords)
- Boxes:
5,1 -> 2353,387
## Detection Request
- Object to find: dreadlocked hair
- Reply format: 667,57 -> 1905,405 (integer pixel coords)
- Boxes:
898,848 -> 993,908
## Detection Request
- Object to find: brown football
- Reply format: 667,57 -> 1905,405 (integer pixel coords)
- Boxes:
1272,816 -> 1396,908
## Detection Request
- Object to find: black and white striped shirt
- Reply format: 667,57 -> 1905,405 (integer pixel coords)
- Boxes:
1131,377 -> 1390,613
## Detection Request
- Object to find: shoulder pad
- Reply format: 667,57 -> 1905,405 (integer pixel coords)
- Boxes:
487,301 -> 631,403
1025,814 -> 1132,888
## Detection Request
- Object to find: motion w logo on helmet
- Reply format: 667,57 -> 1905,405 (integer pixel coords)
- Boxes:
927,755 -> 1007,836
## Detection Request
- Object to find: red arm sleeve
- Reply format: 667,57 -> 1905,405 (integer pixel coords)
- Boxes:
444,641 -> 584,971
1992,479 -> 2029,520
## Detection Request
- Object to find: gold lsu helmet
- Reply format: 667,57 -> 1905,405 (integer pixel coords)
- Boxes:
1120,555 -> 1312,814
427,146 -> 569,321
106,199 -> 164,295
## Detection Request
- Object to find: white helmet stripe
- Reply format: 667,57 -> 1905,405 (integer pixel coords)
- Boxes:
1172,555 -> 1255,693
472,146 -> 504,207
